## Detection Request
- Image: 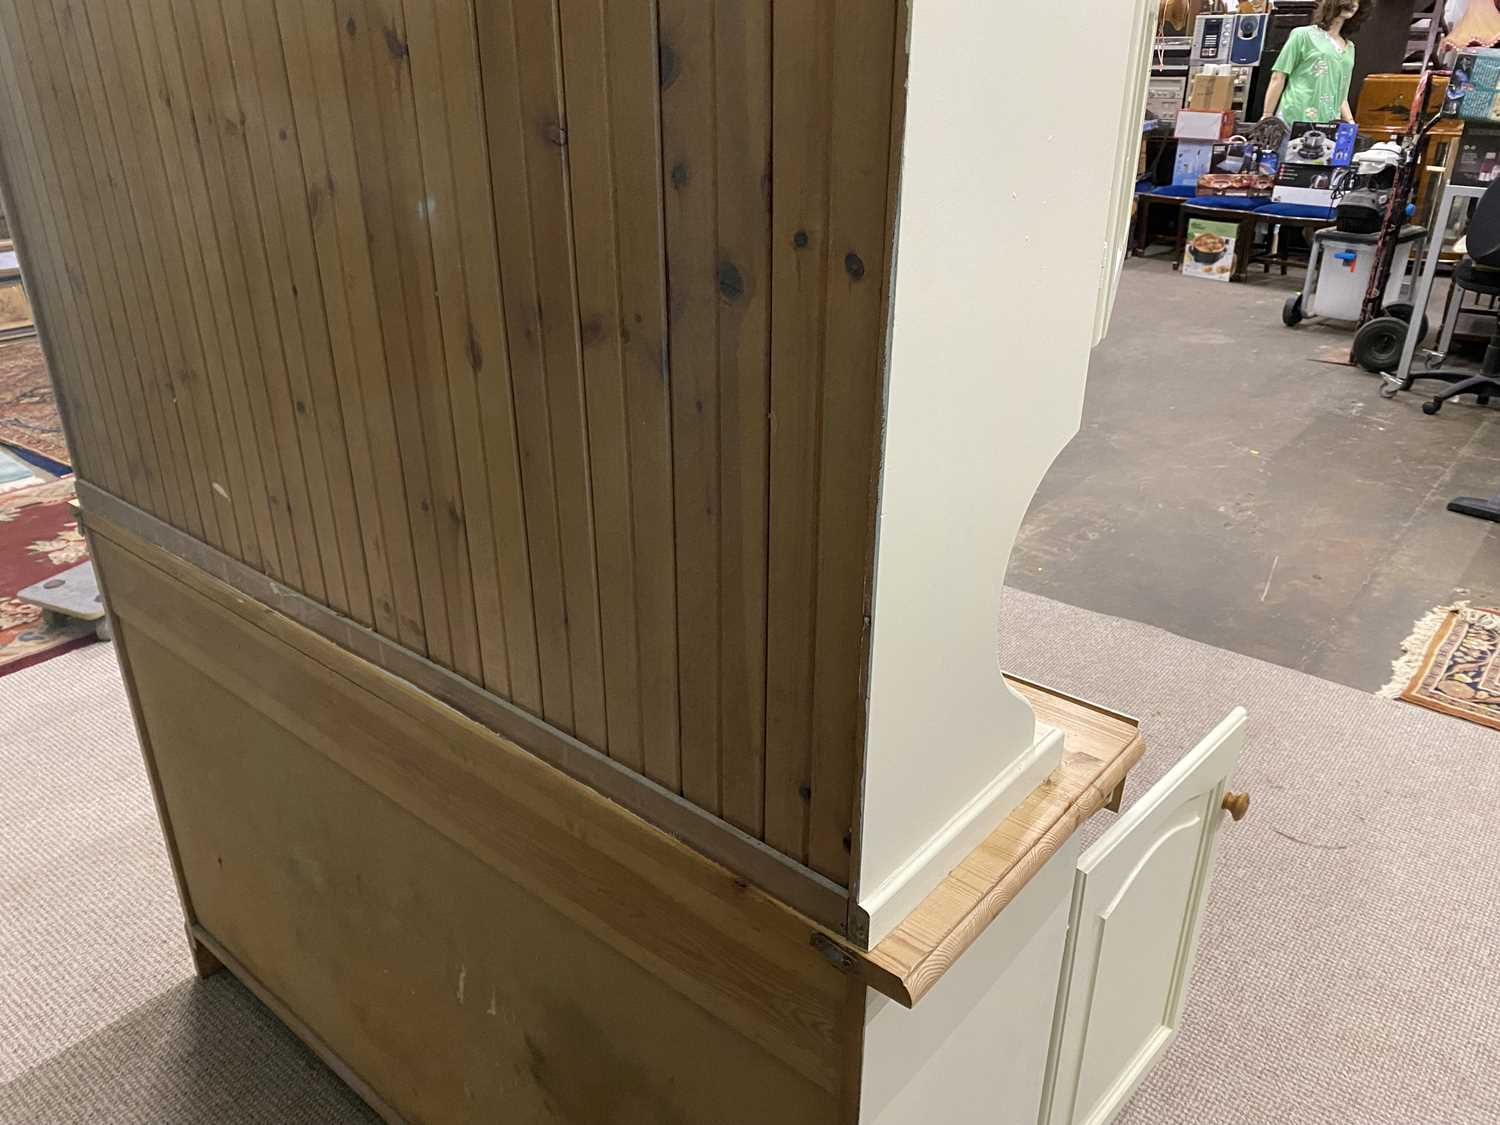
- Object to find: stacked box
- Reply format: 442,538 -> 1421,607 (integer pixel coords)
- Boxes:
1271,164 -> 1354,207
1443,49 -> 1500,121
1173,140 -> 1218,186
1285,122 -> 1357,167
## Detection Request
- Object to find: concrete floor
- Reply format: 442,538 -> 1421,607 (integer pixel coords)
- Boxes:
1006,255 -> 1500,692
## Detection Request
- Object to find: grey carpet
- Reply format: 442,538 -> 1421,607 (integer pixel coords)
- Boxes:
2,595 -> 1498,1123
1001,588 -> 1500,1125
0,645 -> 377,1124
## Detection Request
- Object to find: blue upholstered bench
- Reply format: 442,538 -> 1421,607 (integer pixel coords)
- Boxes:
1249,201 -> 1336,273
1174,197 -> 1279,280
1253,201 -> 1336,220
1143,189 -> 1340,278
1187,194 -> 1270,211
1132,184 -> 1208,255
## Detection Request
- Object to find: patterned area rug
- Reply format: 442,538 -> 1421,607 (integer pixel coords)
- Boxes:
1380,603 -> 1500,732
0,336 -> 68,468
0,477 -> 94,676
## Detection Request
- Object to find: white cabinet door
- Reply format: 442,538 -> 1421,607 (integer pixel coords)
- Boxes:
1038,709 -> 1249,1125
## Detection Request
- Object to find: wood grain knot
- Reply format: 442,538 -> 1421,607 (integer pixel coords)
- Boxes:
384,25 -> 409,61
659,42 -> 680,89
465,325 -> 483,373
844,251 -> 866,281
717,261 -> 745,303
579,316 -> 607,347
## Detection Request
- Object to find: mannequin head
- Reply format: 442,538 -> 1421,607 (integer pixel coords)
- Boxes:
1314,0 -> 1368,35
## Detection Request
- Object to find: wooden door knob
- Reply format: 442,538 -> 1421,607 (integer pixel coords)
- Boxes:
1221,791 -> 1250,821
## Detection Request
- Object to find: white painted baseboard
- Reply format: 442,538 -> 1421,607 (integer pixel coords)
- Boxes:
858,724 -> 1064,948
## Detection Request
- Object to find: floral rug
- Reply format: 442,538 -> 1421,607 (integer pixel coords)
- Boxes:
1380,603 -> 1500,732
0,477 -> 94,676
0,336 -> 69,468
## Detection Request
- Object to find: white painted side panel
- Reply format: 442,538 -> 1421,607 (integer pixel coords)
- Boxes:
1039,710 -> 1249,1125
858,0 -> 1158,920
861,725 -> 1062,948
862,837 -> 1082,1125
1095,0 -> 1160,344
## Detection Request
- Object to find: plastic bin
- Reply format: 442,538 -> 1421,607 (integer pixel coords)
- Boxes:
1303,225 -> 1425,321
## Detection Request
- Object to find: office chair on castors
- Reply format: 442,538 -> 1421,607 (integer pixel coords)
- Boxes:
1418,178 -> 1500,415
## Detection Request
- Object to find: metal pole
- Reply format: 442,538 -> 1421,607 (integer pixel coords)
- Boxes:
1354,4 -> 1448,331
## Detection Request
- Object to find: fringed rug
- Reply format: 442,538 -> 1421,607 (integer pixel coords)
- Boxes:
0,336 -> 68,468
0,476 -> 94,677
1380,603 -> 1500,731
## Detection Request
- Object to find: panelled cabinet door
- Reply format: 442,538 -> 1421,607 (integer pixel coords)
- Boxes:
1038,709 -> 1249,1125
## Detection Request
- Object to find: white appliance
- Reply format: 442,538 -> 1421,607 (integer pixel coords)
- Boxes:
1191,13 -> 1267,67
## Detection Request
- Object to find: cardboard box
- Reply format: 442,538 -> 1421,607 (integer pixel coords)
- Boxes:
1285,122 -> 1357,167
1173,109 -> 1236,142
1181,218 -> 1239,282
1196,172 -> 1275,197
1271,163 -> 1353,207
1172,139 -> 1217,186
1188,72 -> 1235,112
1207,139 -> 1278,176
1452,125 -> 1500,187
1443,49 -> 1500,120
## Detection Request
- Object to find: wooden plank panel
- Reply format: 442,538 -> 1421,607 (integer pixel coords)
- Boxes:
176,0 -> 306,587
322,0 -> 480,675
117,617 -> 845,1122
269,0 -> 443,649
82,484 -> 855,934
0,27 -> 118,490
0,170 -> 106,487
714,0 -> 772,837
92,525 -> 854,1103
763,0 -> 834,862
602,0 -> 680,790
659,0 -> 722,813
92,0 -> 238,558
149,0 -> 283,576
17,0 -> 172,523
806,0 -> 900,881
0,141 -> 91,482
53,0 -> 202,542
557,0 -> 644,771
0,10 -> 111,487
8,0 -> 147,501
229,0 -> 389,623
4,0 -> 906,897
216,0 -> 346,609
409,0 -> 543,705
36,6 -> 143,498
127,0 -> 259,563
476,0 -> 575,736
482,0 -> 606,750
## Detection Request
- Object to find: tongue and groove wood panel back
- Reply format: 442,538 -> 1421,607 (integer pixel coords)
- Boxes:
0,0 -> 902,894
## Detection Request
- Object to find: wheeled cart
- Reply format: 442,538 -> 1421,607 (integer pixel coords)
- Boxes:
1283,225 -> 1428,346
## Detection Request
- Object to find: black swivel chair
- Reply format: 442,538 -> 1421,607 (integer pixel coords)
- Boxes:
1420,178 -> 1500,415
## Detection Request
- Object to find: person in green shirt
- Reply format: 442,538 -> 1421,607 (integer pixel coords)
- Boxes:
1263,0 -> 1366,125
